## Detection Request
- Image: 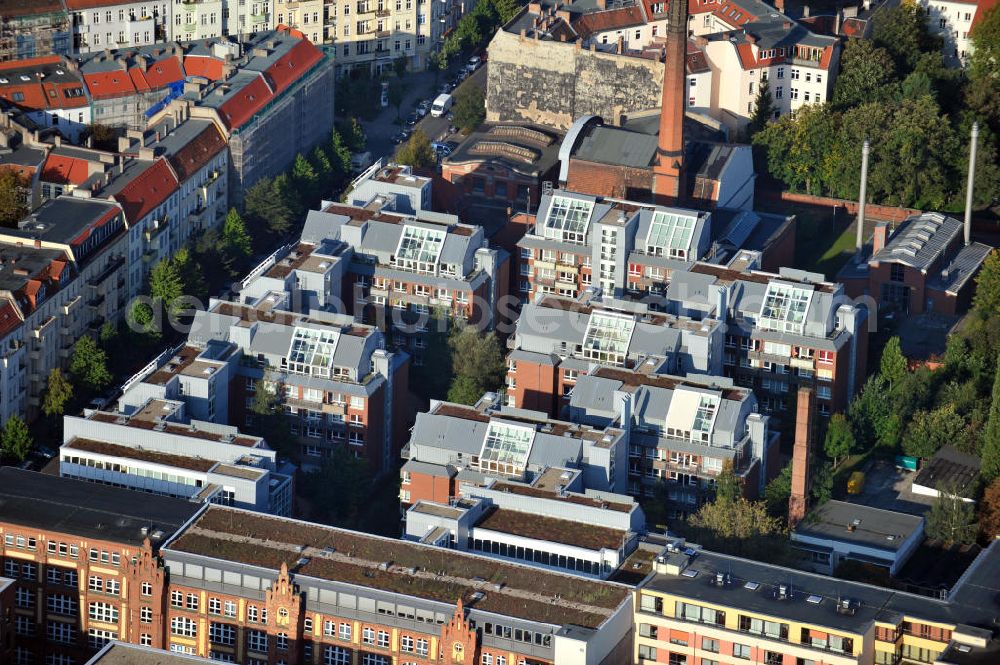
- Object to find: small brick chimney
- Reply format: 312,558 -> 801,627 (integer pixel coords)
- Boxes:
788,387 -> 813,529
872,221 -> 889,256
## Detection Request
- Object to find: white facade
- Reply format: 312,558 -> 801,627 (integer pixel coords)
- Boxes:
921,0 -> 978,65
167,0 -> 273,42
69,0 -> 170,52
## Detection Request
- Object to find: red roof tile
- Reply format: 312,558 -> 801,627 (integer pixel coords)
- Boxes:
167,123 -> 226,183
264,38 -> 323,95
183,55 -> 225,81
69,206 -> 122,246
142,57 -> 185,88
84,69 -> 137,100
972,0 -> 999,31
111,159 -> 179,224
41,153 -> 93,185
572,6 -> 647,39
0,299 -> 22,338
216,75 -> 273,130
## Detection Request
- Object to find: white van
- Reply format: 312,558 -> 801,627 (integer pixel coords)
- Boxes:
431,93 -> 453,117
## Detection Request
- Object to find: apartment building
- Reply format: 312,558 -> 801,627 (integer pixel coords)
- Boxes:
274,0 -> 325,44
401,394 -> 629,510
0,0 -> 72,62
298,195 -> 510,351
0,56 -> 90,141
60,395 -> 294,515
182,291 -> 412,474
919,0 -> 990,65
329,0 -> 466,75
0,197 -> 129,424
167,0 -> 274,41
567,366 -> 776,512
403,462 -> 645,579
347,159 -> 432,215
66,0 -> 170,53
507,295 -> 725,416
635,536 -> 1000,665
515,190 -> 713,301
0,469 -> 635,665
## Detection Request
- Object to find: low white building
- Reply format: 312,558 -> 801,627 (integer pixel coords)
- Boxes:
404,467 -> 645,579
66,0 -> 169,52
791,500 -> 925,576
60,397 -> 294,515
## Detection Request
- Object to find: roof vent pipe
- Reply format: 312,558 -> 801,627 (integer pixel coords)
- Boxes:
964,122 -> 978,246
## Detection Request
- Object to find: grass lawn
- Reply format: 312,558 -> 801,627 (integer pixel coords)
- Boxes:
759,200 -> 858,279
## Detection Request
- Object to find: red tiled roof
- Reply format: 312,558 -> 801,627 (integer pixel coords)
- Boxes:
167,123 -> 226,183
84,69 -> 137,100
841,17 -> 867,38
572,6 -> 647,38
41,153 -> 93,185
142,57 -> 185,88
111,159 -> 179,224
972,0 -> 999,31
216,75 -> 273,130
183,55 -> 225,81
0,299 -> 22,338
0,55 -> 63,71
264,38 -> 324,95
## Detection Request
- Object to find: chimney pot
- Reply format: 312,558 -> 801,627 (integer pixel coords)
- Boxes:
872,222 -> 889,256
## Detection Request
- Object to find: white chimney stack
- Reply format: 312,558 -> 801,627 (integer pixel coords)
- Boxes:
856,139 -> 870,256
964,122 -> 978,246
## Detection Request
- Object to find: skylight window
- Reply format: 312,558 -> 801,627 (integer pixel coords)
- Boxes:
394,224 -> 446,274
286,327 -> 341,378
645,211 -> 696,259
542,195 -> 594,243
581,311 -> 636,365
744,581 -> 760,591
806,595 -> 823,604
478,421 -> 536,476
758,281 -> 814,335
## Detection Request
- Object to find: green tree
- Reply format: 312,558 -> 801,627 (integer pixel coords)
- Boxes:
220,208 -> 253,273
969,5 -> 1000,81
272,173 -> 302,234
871,3 -> 941,75
291,153 -> 319,203
311,146 -> 332,191
752,103 -> 840,195
832,39 -> 899,109
248,375 -> 297,459
687,497 -> 786,559
1,415 -> 32,462
150,258 -> 185,317
972,251 -> 1000,318
448,326 -> 504,403
903,404 -> 967,458
42,368 -> 73,417
172,247 -> 207,303
388,80 -> 406,121
245,176 -> 296,238
395,129 -> 437,168
715,459 -> 741,503
453,86 -> 486,134
748,84 -> 775,136
811,461 -> 834,505
301,445 -> 373,524
70,335 -> 112,391
0,169 -> 28,228
127,300 -> 159,340
880,336 -> 908,393
329,129 -> 353,182
925,479 -> 978,544
824,413 -> 855,467
409,309 -> 453,400
338,117 -> 367,153
764,464 -> 792,517
98,321 -> 117,346
981,357 -> 1000,482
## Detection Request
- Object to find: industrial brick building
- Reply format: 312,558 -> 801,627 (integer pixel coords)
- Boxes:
0,468 -> 634,665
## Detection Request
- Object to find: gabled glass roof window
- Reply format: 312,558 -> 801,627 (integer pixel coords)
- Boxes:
394,224 -> 446,273
645,211 -> 696,259
542,196 -> 594,244
758,282 -> 814,335
581,311 -> 636,365
286,327 -> 341,378
478,421 -> 537,476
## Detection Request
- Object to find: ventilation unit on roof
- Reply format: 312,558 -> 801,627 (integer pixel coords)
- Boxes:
712,572 -> 731,587
776,584 -> 791,600
837,597 -> 858,615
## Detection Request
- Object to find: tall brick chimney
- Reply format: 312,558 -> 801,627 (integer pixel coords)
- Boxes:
872,221 -> 889,256
788,387 -> 813,529
652,0 -> 688,204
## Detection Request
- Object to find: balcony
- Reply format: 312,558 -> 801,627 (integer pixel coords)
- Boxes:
376,8 -> 391,16
376,29 -> 390,38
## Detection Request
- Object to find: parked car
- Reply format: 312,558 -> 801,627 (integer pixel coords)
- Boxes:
36,447 -> 56,460
380,82 -> 390,108
466,55 -> 481,73
431,94 -> 454,117
438,83 -> 452,94
392,130 -> 411,144
405,112 -> 420,126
